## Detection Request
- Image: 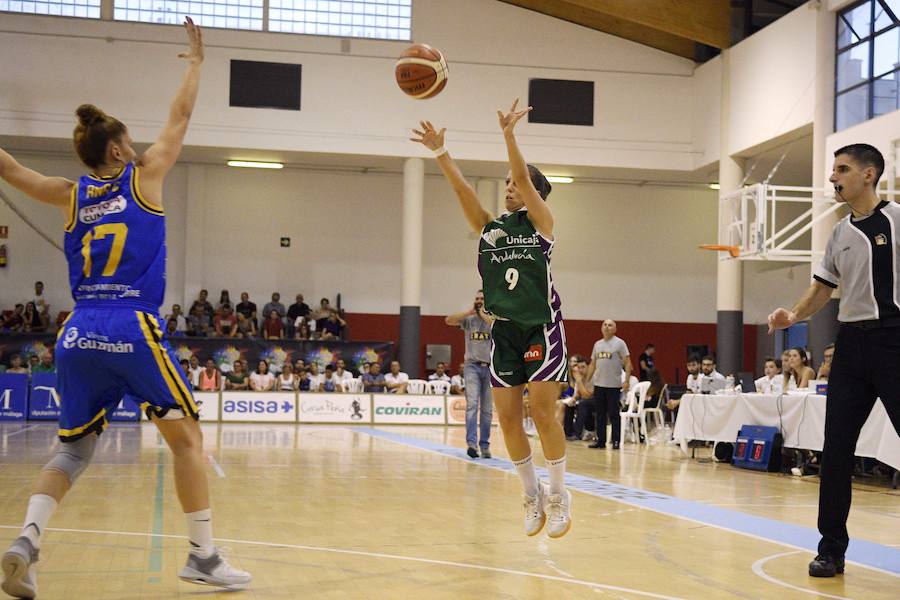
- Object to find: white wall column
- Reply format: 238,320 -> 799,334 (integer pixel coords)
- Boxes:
399,157 -> 424,377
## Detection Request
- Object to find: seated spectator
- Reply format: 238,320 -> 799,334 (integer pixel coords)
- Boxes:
700,355 -> 725,381
360,362 -> 371,378
188,355 -> 202,389
264,310 -> 284,339
287,294 -> 310,336
22,302 -> 45,333
31,281 -> 49,315
335,359 -> 354,386
250,360 -> 275,391
294,358 -> 306,373
31,352 -> 55,374
235,292 -> 258,326
784,347 -> 816,390
319,310 -> 346,341
312,297 -> 333,324
277,363 -> 298,391
685,355 -> 702,393
385,360 -> 409,394
450,363 -> 466,395
296,366 -> 311,391
307,362 -> 325,391
179,358 -> 191,381
294,318 -> 313,341
198,358 -> 221,391
235,313 -> 257,338
165,318 -> 184,338
780,350 -> 791,381
215,290 -> 232,316
755,357 -> 784,394
817,343 -> 835,380
362,362 -> 387,393
164,303 -> 188,333
189,289 -> 214,320
214,304 -> 238,338
28,354 -> 39,372
320,364 -> 341,392
428,362 -> 451,383
7,354 -> 28,374
262,293 -> 287,324
225,360 -> 249,390
187,305 -> 211,337
5,304 -> 25,333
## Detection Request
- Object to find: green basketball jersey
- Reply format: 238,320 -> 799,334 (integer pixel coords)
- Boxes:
477,210 -> 561,326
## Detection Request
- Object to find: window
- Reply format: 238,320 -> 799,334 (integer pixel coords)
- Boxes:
836,0 -> 900,130
269,0 -> 411,40
0,0 -> 100,18
113,0 -> 264,30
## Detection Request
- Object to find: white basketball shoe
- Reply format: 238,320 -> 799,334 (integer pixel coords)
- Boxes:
523,482 -> 548,536
178,548 -> 252,590
1,536 -> 39,599
545,489 -> 573,538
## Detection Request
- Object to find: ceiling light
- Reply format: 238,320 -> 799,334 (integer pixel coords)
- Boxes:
708,183 -> 720,190
546,176 -> 573,184
227,160 -> 284,169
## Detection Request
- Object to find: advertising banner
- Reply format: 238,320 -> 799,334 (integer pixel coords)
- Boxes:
372,394 -> 445,424
109,395 -> 141,422
0,373 -> 28,421
298,393 -> 370,423
194,391 -> 221,421
28,373 -> 60,420
221,392 -> 296,422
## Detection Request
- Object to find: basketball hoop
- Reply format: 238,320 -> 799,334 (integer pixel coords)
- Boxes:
699,244 -> 740,258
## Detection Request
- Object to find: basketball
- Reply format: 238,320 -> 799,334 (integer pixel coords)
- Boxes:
395,43 -> 448,99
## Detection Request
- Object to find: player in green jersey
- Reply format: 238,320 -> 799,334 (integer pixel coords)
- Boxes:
411,100 -> 571,538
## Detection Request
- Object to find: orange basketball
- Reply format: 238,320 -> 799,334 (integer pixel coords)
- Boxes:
395,43 -> 449,99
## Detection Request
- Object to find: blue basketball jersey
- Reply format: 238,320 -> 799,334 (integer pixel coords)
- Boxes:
64,162 -> 166,311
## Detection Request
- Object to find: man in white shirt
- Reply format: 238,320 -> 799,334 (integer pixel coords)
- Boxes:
306,362 -> 325,391
685,356 -> 702,394
334,359 -> 354,386
755,357 -> 784,394
699,355 -> 726,386
428,362 -> 451,383
450,362 -> 466,395
385,360 -> 409,394
188,355 -> 203,389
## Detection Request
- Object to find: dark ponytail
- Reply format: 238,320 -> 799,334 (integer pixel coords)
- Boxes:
73,104 -> 127,169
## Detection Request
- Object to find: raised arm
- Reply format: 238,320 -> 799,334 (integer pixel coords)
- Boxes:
0,149 -> 73,216
498,99 -> 553,238
445,308 -> 475,327
138,17 -> 204,191
410,121 -> 492,233
767,280 -> 835,334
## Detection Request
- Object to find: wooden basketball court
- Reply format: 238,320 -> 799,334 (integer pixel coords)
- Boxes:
1,421 -> 897,599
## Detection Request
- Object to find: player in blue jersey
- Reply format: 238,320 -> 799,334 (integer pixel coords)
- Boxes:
0,19 -> 251,597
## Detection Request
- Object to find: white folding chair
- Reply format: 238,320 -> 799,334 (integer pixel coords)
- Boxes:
406,379 -> 428,394
428,380 -> 451,395
342,378 -> 362,393
620,381 -> 651,446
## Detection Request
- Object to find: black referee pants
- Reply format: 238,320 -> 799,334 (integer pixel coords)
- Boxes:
594,386 -> 622,446
818,324 -> 900,558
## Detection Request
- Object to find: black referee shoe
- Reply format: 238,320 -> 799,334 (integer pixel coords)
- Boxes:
808,555 -> 844,577
466,447 -> 478,459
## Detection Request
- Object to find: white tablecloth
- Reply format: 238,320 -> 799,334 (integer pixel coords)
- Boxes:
673,393 -> 900,470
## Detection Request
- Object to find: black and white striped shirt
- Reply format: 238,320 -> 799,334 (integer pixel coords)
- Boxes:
814,200 -> 900,322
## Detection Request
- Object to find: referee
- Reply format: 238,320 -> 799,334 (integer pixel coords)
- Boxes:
768,143 -> 900,578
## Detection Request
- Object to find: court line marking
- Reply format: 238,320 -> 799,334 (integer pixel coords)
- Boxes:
206,454 -> 226,478
750,551 -> 853,600
148,446 -> 165,575
0,525 -> 686,600
351,427 -> 900,578
1,424 -> 41,438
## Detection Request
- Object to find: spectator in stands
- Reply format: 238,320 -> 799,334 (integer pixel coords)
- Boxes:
31,352 -> 55,374
165,304 -> 188,333
27,355 -> 39,372
571,357 -> 594,440
21,302 -> 44,333
215,290 -> 232,316
250,360 -> 275,392
198,358 -> 221,391
320,364 -> 341,392
307,362 -> 324,391
179,358 -> 191,383
7,354 -> 28,374
294,358 -> 306,373
428,362 -> 451,383
780,350 -> 791,379
0,352 -> 5,373
319,310 -> 346,341
189,289 -> 214,320
755,357 -> 784,394
784,347 -> 816,390
385,360 -> 409,394
225,360 -> 249,390
312,297 -> 333,323
5,304 -> 25,333
685,355 -> 702,393
31,281 -> 49,315
293,318 -> 313,340
214,304 -> 237,338
187,305 -> 211,337
362,362 -> 387,393
235,313 -> 257,338
287,294 -> 310,337
360,362 -> 371,378
817,343 -> 835,381
335,359 -> 354,387
263,310 -> 284,340
165,318 -> 182,338
450,363 -> 466,395
186,355 -> 202,389
262,293 -> 286,323
236,292 -> 257,326
638,343 -> 656,381
296,366 -> 311,391
277,363 -> 298,392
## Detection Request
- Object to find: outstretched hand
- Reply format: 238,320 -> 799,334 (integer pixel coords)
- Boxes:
767,308 -> 796,334
178,16 -> 204,64
410,121 -> 445,151
497,99 -> 532,134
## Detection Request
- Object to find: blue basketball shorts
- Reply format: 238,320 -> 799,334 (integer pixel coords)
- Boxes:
55,307 -> 198,442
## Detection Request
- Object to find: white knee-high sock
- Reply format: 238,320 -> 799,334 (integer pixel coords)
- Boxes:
545,456 -> 567,495
186,508 -> 214,557
21,494 -> 58,548
512,455 -> 539,496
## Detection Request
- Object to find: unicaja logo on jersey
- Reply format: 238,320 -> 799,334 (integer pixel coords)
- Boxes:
524,344 -> 543,362
79,195 -> 127,224
481,229 -> 506,248
62,327 -> 79,349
